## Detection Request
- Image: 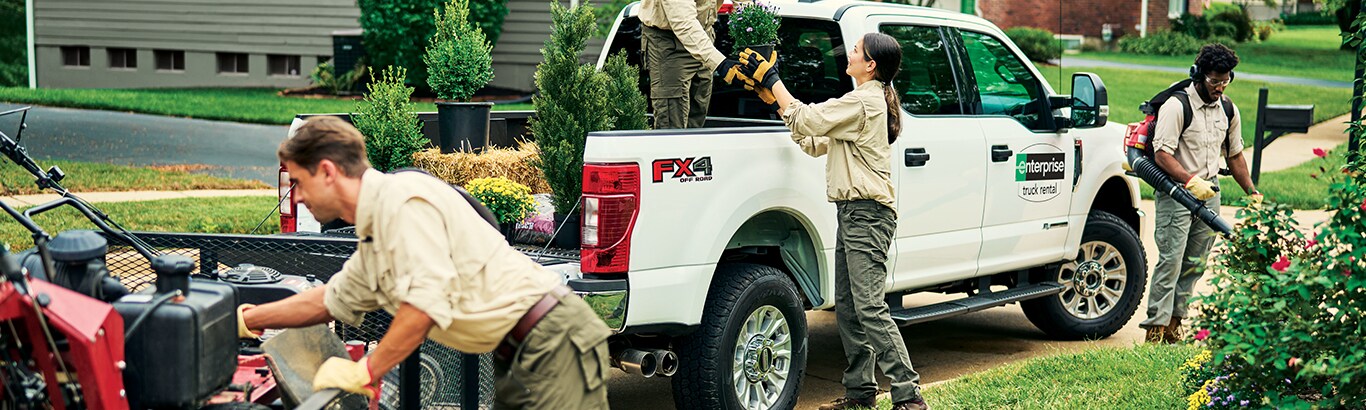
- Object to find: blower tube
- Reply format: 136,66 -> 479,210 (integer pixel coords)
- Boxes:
1126,147 -> 1232,236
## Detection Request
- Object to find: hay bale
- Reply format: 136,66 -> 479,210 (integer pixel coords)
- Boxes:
412,141 -> 551,194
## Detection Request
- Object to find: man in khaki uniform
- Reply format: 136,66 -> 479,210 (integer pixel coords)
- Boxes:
639,0 -> 744,128
237,116 -> 611,408
1143,44 -> 1260,343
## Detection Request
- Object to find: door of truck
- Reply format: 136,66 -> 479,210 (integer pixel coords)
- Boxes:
872,18 -> 987,290
950,27 -> 1074,273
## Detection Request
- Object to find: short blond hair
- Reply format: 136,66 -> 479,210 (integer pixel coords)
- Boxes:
277,116 -> 371,177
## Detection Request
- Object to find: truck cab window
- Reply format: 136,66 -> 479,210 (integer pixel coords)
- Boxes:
958,30 -> 1047,130
605,16 -> 852,122
880,25 -> 964,116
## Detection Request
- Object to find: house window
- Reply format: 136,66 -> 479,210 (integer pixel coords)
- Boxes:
268,55 -> 301,76
155,50 -> 185,71
217,52 -> 249,74
108,48 -> 137,69
1169,0 -> 1188,18
61,46 -> 90,67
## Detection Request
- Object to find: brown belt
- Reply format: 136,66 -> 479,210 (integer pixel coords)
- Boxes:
495,285 -> 573,360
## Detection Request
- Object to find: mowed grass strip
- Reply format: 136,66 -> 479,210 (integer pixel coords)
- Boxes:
1,195 -> 280,252
876,344 -> 1197,410
0,160 -> 267,195
0,87 -> 534,125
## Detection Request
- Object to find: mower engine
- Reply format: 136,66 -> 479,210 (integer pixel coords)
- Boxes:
113,254 -> 239,410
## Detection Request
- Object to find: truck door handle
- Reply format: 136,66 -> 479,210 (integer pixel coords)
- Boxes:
905,148 -> 930,167
991,145 -> 1013,162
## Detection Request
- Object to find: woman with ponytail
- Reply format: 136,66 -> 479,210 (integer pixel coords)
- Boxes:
738,32 -> 927,410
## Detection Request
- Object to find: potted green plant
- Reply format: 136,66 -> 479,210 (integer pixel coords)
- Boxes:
465,177 -> 538,242
424,0 -> 495,153
727,1 -> 781,59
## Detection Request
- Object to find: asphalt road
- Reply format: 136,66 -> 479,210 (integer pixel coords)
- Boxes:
606,201 -> 1333,409
0,103 -> 288,184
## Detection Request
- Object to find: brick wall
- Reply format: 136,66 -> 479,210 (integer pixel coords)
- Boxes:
979,0 -> 1171,39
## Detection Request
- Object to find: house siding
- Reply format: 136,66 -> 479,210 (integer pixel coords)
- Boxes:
35,0 -> 603,92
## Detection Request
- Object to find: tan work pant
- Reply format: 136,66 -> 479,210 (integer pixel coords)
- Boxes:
642,25 -> 713,129
1141,190 -> 1221,328
493,292 -> 611,409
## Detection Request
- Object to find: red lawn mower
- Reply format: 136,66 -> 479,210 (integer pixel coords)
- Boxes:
0,107 -> 357,410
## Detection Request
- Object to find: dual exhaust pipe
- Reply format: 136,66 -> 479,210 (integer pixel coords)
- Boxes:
613,348 -> 678,378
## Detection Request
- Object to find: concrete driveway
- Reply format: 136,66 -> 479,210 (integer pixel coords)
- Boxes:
606,200 -> 1332,409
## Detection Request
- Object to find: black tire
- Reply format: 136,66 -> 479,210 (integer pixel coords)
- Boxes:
672,263 -> 807,410
1022,210 -> 1147,340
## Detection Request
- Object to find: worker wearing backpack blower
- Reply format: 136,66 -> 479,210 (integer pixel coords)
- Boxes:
1125,44 -> 1261,344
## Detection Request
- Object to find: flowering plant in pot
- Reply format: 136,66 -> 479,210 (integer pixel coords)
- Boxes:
727,1 -> 781,58
465,177 -> 537,242
424,0 -> 495,153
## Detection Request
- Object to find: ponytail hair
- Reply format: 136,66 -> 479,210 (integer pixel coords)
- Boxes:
883,83 -> 902,144
861,32 -> 903,144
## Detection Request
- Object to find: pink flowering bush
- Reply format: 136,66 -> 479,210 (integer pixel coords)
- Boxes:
1186,146 -> 1366,408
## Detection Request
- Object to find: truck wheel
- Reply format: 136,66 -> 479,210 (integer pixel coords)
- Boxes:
673,263 -> 807,410
1023,211 -> 1147,340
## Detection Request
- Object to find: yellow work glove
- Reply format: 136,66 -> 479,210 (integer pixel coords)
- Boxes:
738,48 -> 780,89
313,357 -> 378,399
1246,192 -> 1264,207
237,304 -> 262,339
1184,176 -> 1217,201
745,83 -> 777,105
717,58 -> 749,86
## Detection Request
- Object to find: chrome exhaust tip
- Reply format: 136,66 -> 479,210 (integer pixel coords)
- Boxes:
651,349 -> 678,377
614,348 -> 658,378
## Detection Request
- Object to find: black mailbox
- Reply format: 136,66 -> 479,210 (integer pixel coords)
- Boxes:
1264,104 -> 1314,134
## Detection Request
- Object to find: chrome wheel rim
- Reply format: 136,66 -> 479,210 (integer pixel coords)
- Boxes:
732,305 -> 792,409
1057,241 -> 1128,320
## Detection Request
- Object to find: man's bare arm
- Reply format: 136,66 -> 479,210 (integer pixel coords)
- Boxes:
364,303 -> 435,377
1155,150 -> 1194,184
242,286 -> 335,331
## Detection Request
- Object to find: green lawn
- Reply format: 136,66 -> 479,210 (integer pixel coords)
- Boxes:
1045,66 -> 1351,149
0,87 -> 534,125
879,344 -> 1197,409
0,160 -> 266,195
2,195 -> 279,252
1064,26 -> 1352,83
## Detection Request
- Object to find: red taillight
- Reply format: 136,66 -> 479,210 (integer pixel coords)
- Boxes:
581,163 -> 640,274
279,165 -> 296,233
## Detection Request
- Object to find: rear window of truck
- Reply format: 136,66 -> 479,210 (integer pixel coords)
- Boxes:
606,15 -> 855,122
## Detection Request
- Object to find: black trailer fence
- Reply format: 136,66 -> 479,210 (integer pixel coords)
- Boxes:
100,231 -> 493,410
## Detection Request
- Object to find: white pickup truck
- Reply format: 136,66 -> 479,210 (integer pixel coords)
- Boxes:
284,1 -> 1147,408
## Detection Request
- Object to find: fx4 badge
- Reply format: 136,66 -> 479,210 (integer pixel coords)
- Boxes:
652,157 -> 714,183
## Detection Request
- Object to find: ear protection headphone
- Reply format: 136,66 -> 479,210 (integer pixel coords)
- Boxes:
1190,63 -> 1235,83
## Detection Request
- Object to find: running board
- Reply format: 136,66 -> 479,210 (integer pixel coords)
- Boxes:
889,282 -> 1065,327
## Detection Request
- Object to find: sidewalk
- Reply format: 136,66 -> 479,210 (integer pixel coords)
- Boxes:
0,189 -> 275,208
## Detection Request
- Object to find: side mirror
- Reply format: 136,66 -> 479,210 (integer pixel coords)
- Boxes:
1070,72 -> 1108,129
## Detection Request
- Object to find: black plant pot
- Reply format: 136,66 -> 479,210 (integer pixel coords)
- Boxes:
500,222 -> 516,244
435,101 -> 494,153
552,212 -> 580,250
734,43 -> 775,61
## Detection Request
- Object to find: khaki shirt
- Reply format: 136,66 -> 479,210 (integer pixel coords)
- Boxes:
323,169 -> 560,354
639,0 -> 726,70
1152,83 -> 1243,180
783,81 -> 896,212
